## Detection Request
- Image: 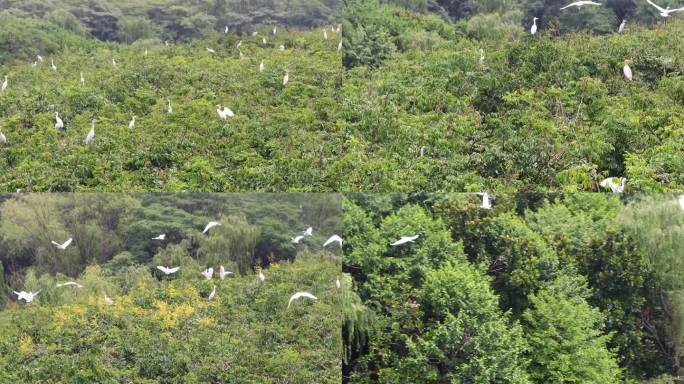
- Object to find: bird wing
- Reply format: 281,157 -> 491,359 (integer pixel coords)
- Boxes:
647,0 -> 667,12
670,6 -> 684,12
63,238 -> 73,248
323,235 -> 342,247
51,240 -> 61,246
169,267 -> 179,273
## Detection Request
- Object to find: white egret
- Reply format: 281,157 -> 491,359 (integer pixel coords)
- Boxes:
678,195 -> 684,211
202,221 -> 221,234
85,119 -> 95,145
287,292 -> 318,309
112,58 -> 116,66
258,270 -> 265,283
157,266 -> 180,275
80,72 -> 85,86
237,40 -> 243,48
283,70 -> 289,86
219,265 -> 233,280
338,41 -> 343,51
600,177 -> 627,193
37,55 -> 44,62
335,278 -> 341,289
646,0 -> 684,17
239,49 -> 244,58
208,285 -> 216,300
14,290 -> 40,303
1,76 -> 7,92
475,192 -> 493,209
206,47 -> 216,54
391,235 -> 420,246
152,234 -> 166,240
279,44 -> 285,51
618,19 -> 626,33
54,112 -> 64,130
292,235 -> 305,244
51,238 -> 73,250
0,130 -> 6,144
165,40 -> 169,47
252,31 -> 258,36
51,59 -> 57,71
531,17 -> 539,35
303,227 -> 313,236
167,98 -> 173,114
273,26 -> 277,35
560,1 -> 601,10
145,48 -> 148,56
32,61 -> 37,68
623,59 -> 633,81
201,267 -> 214,280
323,234 -> 343,247
479,48 -> 485,65
56,281 -> 83,288
216,105 -> 235,119
104,294 -> 114,305
262,37 -> 267,45
323,30 -> 328,40
259,60 -> 265,73
225,26 -> 229,34
129,115 -> 136,129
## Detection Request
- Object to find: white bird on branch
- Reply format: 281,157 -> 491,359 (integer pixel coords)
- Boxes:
288,291 -> 318,309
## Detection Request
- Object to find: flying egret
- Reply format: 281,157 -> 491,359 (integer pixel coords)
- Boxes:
259,60 -> 265,73
13,291 -> 28,301
292,235 -> 305,244
0,130 -> 6,144
678,195 -> 684,211
104,294 -> 114,305
14,290 -> 40,303
287,292 -> 318,309
560,1 -> 601,10
391,235 -> 420,246
531,17 -> 539,35
623,59 -> 633,81
54,112 -> 64,130
600,177 -> 627,193
216,105 -> 235,119
51,59 -> 57,71
618,19 -> 626,33
219,265 -> 233,280
1,76 -> 7,92
157,266 -> 180,275
335,278 -> 341,289
208,285 -> 216,300
201,267 -> 214,280
475,192 -> 493,209
202,221 -> 221,234
323,234 -> 343,247
283,70 -> 289,85
80,72 -> 85,86
303,227 -> 313,236
206,47 -> 216,54
85,119 -> 95,145
167,98 -> 173,114
51,238 -> 73,250
646,0 -> 684,17
56,281 -> 83,288
152,234 -> 166,240
129,116 -> 136,129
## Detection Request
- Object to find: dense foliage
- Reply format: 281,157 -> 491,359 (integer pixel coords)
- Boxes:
342,0 -> 684,192
342,193 -> 684,383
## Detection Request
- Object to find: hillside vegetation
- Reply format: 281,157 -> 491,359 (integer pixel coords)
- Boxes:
0,17 -> 344,191
342,193 -> 684,383
342,0 -> 684,192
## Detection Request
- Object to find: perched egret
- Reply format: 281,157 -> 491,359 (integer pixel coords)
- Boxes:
104,294 -> 114,305
252,31 -> 258,37
618,19 -> 626,33
165,40 -> 169,46
335,278 -> 341,289
262,37 -> 267,45
279,44 -> 285,51
292,235 -> 305,244
273,26 -> 277,35
152,233 -> 166,240
303,227 -> 313,236
37,55 -> 44,62
259,60 -> 265,73
129,116 -> 136,129
678,195 -> 684,211
32,61 -> 37,68
623,59 -> 633,81
560,1 -> 601,10
258,270 -> 265,283
600,177 -> 626,193
323,234 -> 343,247
54,112 -> 64,130
0,130 -> 6,144
287,292 -> 318,309
237,40 -> 243,48
56,281 -> 83,288
225,26 -> 229,34
338,41 -> 343,51
646,0 -> 684,17
239,49 -> 244,58
531,17 -> 539,35
14,290 -> 40,303
51,238 -> 73,250
202,221 -> 221,234
167,98 -> 173,114
323,29 -> 328,40
85,119 -> 95,145
208,285 -> 216,300
475,192 -> 493,209
216,105 -> 235,119
157,266 -> 180,275
201,267 -> 214,280
391,235 -> 420,246
145,48 -> 148,56
219,266 -> 233,280
479,48 -> 485,65
283,70 -> 289,86
80,72 -> 85,86
1,76 -> 7,92
51,59 -> 57,71
206,47 -> 216,54
112,58 -> 116,66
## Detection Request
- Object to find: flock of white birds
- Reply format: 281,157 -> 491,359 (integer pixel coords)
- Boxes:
12,218 -> 343,312
0,24 -> 342,145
